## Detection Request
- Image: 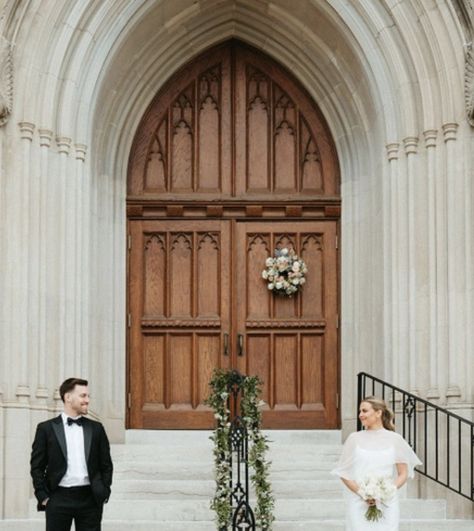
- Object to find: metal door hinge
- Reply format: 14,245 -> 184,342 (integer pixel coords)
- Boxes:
336,314 -> 339,329
127,393 -> 132,409
336,393 -> 340,409
127,313 -> 132,328
335,235 -> 338,249
128,234 -> 132,250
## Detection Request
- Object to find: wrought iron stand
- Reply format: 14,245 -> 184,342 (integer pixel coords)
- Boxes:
221,370 -> 256,531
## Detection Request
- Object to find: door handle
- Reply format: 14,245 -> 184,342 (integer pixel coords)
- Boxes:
237,334 -> 244,357
223,333 -> 229,356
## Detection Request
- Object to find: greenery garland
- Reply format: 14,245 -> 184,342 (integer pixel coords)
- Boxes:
206,369 -> 275,530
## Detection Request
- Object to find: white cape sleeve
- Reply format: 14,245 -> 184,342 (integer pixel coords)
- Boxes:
331,432 -> 357,480
393,432 -> 422,478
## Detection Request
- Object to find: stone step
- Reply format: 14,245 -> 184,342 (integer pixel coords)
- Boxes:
112,443 -> 342,460
113,460 -> 215,480
113,459 -> 338,481
275,499 -> 446,521
273,521 -> 474,531
124,429 -> 343,446
111,479 -> 215,499
4,519 -> 474,531
111,478 -> 344,499
14,429 -> 471,530
92,498 -> 446,521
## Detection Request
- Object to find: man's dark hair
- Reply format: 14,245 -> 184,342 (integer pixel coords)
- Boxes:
59,378 -> 88,402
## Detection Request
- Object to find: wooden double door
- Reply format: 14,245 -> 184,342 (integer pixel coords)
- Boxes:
128,218 -> 338,429
127,39 -> 340,429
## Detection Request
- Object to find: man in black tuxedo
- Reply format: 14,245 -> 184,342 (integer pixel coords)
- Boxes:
30,378 -> 113,531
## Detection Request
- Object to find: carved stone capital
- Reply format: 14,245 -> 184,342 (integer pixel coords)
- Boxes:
442,122 -> 459,142
56,136 -> 72,155
446,384 -> 462,402
0,36 -> 13,127
386,143 -> 400,161
38,128 -> 53,148
35,387 -> 49,400
18,121 -> 35,140
15,385 -> 30,403
74,143 -> 87,161
403,136 -> 418,155
426,387 -> 440,402
423,129 -> 438,148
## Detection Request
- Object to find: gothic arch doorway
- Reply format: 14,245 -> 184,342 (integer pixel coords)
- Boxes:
127,40 -> 340,429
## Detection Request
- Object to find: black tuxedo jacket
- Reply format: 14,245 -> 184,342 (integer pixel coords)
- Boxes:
30,415 -> 113,511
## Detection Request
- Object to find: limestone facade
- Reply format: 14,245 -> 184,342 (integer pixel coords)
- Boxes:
0,0 -> 473,518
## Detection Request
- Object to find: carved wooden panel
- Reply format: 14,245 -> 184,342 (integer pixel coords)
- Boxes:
235,221 -> 338,428
234,55 -> 331,196
128,40 -> 339,200
129,220 -> 231,428
130,219 -> 338,429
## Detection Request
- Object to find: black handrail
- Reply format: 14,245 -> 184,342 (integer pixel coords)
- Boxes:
357,372 -> 474,502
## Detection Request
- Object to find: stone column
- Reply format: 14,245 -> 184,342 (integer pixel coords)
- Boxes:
443,123 -> 463,402
386,143 -> 399,383
0,123 -> 4,519
37,129 -> 53,403
403,136 -> 419,393
4,123 -> 36,518
424,130 -> 440,401
395,138 -> 412,390
340,175 -> 356,432
56,136 -> 72,381
27,126 -> 42,402
16,122 -> 35,403
464,128 -> 474,403
75,144 -> 87,376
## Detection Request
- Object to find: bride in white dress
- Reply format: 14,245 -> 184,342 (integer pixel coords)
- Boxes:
332,397 -> 422,531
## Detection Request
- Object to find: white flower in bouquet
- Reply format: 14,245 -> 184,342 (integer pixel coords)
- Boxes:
358,476 -> 396,522
262,247 -> 308,297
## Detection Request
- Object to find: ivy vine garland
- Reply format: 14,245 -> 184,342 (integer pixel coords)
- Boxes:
206,369 -> 275,530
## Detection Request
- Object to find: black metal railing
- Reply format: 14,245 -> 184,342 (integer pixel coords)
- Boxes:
358,372 -> 474,502
223,370 -> 255,531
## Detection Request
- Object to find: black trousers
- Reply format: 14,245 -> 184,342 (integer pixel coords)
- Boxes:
45,486 -> 103,531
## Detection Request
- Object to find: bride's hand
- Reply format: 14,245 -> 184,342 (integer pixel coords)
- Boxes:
366,498 -> 376,506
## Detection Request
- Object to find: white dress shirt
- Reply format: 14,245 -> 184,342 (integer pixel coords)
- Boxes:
58,412 -> 90,487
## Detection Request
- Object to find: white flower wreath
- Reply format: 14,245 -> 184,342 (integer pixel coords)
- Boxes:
261,247 -> 308,296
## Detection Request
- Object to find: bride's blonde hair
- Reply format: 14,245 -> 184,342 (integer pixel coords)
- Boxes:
361,396 -> 395,431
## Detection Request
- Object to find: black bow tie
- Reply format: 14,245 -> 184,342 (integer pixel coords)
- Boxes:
67,417 -> 83,426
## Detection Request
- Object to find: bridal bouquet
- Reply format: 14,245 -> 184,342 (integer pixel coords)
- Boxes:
357,476 -> 397,522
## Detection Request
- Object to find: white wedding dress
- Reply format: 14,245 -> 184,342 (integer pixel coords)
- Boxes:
331,429 -> 421,531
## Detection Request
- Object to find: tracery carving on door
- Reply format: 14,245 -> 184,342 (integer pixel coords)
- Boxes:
127,40 -> 340,429
129,42 -> 338,201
